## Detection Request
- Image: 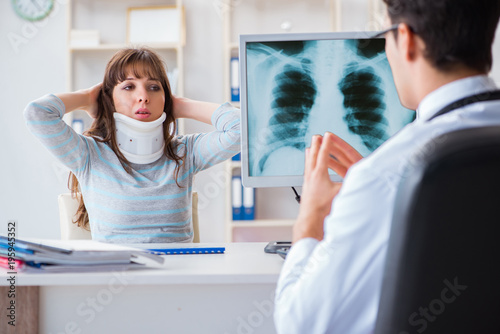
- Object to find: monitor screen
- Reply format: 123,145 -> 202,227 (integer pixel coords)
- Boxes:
239,32 -> 416,187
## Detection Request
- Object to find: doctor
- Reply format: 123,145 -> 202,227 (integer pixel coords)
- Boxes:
273,0 -> 500,333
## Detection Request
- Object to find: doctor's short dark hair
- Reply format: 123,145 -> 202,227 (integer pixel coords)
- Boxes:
383,0 -> 500,73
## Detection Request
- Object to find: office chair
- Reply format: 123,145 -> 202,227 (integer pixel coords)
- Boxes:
374,126 -> 500,333
58,192 -> 200,242
58,193 -> 92,240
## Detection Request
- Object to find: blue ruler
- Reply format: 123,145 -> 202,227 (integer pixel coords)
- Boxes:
147,247 -> 225,255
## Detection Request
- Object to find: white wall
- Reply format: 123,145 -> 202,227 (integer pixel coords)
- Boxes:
0,0 -> 68,239
1,0 -> 500,241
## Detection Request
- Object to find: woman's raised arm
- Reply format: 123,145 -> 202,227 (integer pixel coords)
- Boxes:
55,83 -> 102,118
171,96 -> 223,125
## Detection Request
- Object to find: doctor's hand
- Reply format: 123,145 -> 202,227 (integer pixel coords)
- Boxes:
293,132 -> 362,243
323,131 -> 363,178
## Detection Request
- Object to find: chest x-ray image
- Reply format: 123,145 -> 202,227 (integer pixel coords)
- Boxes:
246,38 -> 416,177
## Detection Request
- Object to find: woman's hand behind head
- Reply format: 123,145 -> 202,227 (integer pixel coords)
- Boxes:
84,82 -> 103,119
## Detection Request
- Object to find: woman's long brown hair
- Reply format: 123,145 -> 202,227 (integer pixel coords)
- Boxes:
69,47 -> 185,230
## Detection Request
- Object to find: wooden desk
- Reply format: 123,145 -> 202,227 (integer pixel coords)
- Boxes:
1,242 -> 284,334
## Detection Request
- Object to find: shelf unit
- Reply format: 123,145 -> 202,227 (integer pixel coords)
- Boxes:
368,0 -> 385,31
222,0 -> 342,242
222,0 -> 341,107
64,0 -> 185,133
224,161 -> 296,242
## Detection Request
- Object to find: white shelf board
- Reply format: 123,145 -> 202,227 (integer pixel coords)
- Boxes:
227,160 -> 241,169
230,219 -> 295,228
70,43 -> 180,51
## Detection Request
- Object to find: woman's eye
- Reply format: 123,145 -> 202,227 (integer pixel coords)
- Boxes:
123,84 -> 134,90
149,85 -> 161,91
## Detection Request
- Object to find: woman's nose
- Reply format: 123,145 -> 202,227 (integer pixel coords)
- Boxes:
137,89 -> 149,103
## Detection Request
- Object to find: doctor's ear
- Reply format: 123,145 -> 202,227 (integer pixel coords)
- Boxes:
396,23 -> 422,62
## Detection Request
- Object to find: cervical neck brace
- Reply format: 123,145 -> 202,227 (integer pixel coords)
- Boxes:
113,112 -> 166,164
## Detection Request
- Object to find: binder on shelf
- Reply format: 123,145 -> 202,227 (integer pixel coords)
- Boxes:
232,152 -> 241,161
232,175 -> 243,220
230,57 -> 240,102
242,186 -> 255,220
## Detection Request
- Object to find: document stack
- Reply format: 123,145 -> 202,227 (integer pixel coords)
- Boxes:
0,235 -> 164,273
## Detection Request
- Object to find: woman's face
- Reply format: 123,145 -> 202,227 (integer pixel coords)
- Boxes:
112,66 -> 165,122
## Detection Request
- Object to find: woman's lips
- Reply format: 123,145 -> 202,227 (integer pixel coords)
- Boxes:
135,108 -> 151,119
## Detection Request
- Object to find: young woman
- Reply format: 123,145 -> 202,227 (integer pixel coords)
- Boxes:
24,47 -> 241,243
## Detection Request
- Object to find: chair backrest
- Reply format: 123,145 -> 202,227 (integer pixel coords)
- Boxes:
58,192 -> 200,242
191,192 -> 200,243
58,193 -> 92,240
375,126 -> 500,334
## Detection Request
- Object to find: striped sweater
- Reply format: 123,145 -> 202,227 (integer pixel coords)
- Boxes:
24,94 -> 241,243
